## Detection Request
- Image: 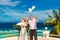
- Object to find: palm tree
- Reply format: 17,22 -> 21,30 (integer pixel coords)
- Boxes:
44,8 -> 60,37
13,24 -> 21,40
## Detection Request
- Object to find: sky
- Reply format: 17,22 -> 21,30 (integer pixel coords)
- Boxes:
0,0 -> 60,22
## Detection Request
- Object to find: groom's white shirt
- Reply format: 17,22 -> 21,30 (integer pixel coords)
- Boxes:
29,19 -> 37,30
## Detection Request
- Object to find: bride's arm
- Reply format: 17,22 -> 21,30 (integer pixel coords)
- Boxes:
25,20 -> 29,25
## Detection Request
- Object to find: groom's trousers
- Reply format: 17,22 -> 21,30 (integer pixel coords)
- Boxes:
30,29 -> 37,40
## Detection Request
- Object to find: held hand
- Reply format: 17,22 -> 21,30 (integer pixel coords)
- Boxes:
20,24 -> 26,27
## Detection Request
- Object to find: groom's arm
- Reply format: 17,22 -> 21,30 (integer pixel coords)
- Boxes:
35,16 -> 38,22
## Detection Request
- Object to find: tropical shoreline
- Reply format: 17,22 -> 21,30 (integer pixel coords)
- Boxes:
0,36 -> 60,40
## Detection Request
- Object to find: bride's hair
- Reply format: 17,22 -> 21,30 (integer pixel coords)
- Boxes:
22,17 -> 28,22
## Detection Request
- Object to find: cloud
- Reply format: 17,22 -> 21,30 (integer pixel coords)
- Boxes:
21,5 -> 27,8
28,9 -> 53,19
0,7 -> 57,22
0,0 -> 20,7
0,7 -> 29,22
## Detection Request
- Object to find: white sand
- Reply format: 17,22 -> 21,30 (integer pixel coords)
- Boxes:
0,37 -> 18,40
0,36 -> 60,40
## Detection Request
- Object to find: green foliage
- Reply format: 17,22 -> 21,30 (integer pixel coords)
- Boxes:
26,24 -> 29,32
44,8 -> 60,37
54,25 -> 60,35
13,24 -> 29,32
13,24 -> 21,30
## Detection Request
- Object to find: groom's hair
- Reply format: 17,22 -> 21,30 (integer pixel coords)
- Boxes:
29,14 -> 33,17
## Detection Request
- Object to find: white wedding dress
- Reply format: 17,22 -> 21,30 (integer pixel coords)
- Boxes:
16,22 -> 28,40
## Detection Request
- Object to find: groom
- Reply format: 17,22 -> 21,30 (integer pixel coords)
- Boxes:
28,15 -> 38,40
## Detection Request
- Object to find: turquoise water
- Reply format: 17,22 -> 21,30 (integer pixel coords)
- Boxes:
0,30 -> 44,38
0,22 -> 53,38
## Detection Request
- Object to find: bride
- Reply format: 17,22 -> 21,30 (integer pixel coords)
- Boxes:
16,17 -> 28,40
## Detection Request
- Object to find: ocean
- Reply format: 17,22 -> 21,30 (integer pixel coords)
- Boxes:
0,22 -> 54,38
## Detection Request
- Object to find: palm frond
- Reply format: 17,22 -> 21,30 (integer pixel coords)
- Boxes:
58,8 -> 60,18
52,10 -> 58,19
58,8 -> 60,22
59,8 -> 60,14
46,13 -> 52,18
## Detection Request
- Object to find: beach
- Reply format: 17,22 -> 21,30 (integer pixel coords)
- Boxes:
0,30 -> 60,40
0,23 -> 60,40
0,36 -> 60,40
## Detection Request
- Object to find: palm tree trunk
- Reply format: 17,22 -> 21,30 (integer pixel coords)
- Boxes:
18,30 -> 20,40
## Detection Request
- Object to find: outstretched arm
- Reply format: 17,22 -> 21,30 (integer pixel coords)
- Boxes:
36,16 -> 38,22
